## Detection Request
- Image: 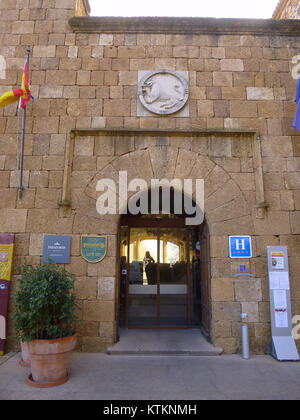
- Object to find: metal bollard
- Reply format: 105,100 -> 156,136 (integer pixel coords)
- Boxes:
241,313 -> 250,360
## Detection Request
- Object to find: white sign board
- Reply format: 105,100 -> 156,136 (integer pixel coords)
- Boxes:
267,246 -> 299,361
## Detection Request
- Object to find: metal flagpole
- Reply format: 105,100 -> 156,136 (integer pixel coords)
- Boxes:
18,46 -> 30,199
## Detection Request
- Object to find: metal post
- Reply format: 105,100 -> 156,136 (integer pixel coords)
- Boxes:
241,313 -> 250,360
18,46 -> 30,200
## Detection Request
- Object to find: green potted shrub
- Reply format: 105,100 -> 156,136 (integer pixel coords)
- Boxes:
13,260 -> 79,388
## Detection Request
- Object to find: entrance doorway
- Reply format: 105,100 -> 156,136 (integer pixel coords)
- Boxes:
120,224 -> 190,328
118,190 -> 211,335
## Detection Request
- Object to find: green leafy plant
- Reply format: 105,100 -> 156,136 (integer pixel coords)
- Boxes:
13,260 -> 79,342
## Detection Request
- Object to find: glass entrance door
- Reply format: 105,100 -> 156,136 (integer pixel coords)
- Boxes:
124,226 -> 190,328
158,228 -> 190,327
128,227 -> 158,327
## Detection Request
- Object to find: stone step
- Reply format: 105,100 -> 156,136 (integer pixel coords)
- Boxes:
107,328 -> 223,356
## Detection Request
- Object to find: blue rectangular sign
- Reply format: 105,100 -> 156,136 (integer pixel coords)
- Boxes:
42,235 -> 71,264
229,236 -> 252,259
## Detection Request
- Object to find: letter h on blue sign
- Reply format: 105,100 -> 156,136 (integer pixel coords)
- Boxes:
229,236 -> 252,259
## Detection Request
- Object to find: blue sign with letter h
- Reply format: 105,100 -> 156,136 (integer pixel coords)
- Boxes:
229,236 -> 252,259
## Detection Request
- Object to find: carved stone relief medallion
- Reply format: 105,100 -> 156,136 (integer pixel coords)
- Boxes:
137,70 -> 189,116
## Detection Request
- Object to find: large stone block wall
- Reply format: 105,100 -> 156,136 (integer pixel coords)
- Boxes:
0,0 -> 300,354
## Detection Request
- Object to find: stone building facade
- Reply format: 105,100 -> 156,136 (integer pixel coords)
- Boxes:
1,0 -> 300,354
273,0 -> 300,19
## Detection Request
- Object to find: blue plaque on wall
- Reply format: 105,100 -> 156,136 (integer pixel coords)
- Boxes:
42,235 -> 71,264
229,236 -> 252,259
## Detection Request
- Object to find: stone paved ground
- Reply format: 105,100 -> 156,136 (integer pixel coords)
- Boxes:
0,353 -> 16,366
0,352 -> 299,400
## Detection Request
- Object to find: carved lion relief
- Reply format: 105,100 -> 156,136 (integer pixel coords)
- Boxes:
137,70 -> 189,116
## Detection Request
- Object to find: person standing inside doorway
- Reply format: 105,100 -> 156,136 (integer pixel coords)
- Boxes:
143,251 -> 155,284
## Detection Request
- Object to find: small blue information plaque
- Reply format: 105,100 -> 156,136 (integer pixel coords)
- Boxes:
42,235 -> 71,264
239,264 -> 247,273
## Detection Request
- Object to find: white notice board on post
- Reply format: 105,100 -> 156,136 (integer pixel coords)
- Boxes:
267,246 -> 299,361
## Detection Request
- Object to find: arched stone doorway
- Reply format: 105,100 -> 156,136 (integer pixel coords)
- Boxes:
75,138 -> 252,352
117,187 -> 211,338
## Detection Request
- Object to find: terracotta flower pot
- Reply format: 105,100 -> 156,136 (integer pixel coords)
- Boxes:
27,334 -> 77,388
20,341 -> 31,367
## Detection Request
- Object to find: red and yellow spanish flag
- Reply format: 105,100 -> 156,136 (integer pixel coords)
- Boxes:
20,62 -> 31,109
0,88 -> 23,108
0,61 -> 31,109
